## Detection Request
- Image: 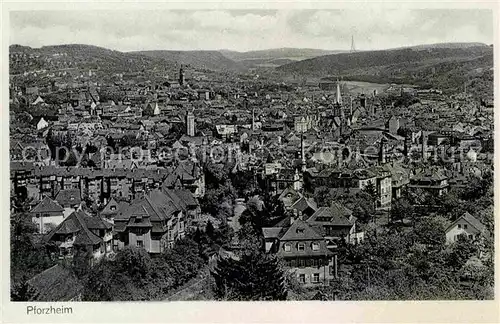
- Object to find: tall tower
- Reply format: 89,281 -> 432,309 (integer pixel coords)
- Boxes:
379,137 -> 387,165
421,131 -> 427,161
252,106 -> 256,131
179,64 -> 185,86
350,35 -> 356,53
186,111 -> 195,137
300,132 -> 306,172
336,79 -> 342,105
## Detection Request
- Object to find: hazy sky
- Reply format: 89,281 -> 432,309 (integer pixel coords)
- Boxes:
10,9 -> 494,52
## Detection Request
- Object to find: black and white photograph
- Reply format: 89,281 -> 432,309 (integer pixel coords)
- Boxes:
5,3 -> 496,311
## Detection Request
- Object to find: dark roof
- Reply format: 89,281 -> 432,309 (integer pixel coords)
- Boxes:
173,189 -> 198,207
45,210 -> 106,246
27,264 -> 84,301
116,189 -> 180,232
31,196 -> 64,214
307,205 -> 353,227
55,189 -> 81,206
290,196 -> 318,213
262,227 -> 284,239
279,218 -> 323,241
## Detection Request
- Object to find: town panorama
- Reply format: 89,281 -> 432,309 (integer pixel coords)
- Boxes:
9,11 -> 494,302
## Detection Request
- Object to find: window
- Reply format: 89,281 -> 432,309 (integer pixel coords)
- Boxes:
468,234 -> 473,239
298,258 -> 306,267
110,206 -> 116,211
464,224 -> 468,229
296,228 -> 305,234
137,240 -> 144,248
297,243 -> 305,251
313,273 -> 320,283
458,224 -> 461,229
312,243 -> 320,251
299,274 -> 306,284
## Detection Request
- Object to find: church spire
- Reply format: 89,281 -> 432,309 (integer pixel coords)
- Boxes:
300,131 -> 306,171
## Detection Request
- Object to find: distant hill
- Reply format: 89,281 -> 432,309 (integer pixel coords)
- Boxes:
132,50 -> 244,72
397,42 -> 490,50
220,48 -> 345,68
277,43 -> 493,92
221,48 -> 342,61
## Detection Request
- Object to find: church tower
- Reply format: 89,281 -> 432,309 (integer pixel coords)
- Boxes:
252,106 -> 256,131
179,65 -> 185,86
186,111 -> 195,137
300,132 -> 306,172
379,137 -> 387,165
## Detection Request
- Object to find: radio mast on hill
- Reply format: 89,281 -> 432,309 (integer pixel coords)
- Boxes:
350,35 -> 356,53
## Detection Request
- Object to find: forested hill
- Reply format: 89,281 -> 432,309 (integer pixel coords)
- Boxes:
9,44 -> 169,75
131,50 -> 245,72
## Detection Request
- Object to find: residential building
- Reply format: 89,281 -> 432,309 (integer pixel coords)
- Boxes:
263,218 -> 336,287
45,210 -> 113,264
30,196 -> 65,234
445,212 -> 486,244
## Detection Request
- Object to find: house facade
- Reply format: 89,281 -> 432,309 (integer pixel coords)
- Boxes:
445,212 -> 486,244
263,218 -> 336,287
30,196 -> 65,234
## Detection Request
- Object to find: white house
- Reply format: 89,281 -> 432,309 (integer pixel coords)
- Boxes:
30,196 -> 65,234
37,117 -> 49,130
445,212 -> 486,244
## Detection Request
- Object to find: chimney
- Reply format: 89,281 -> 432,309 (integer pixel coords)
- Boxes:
290,210 -> 298,225
379,137 -> 387,165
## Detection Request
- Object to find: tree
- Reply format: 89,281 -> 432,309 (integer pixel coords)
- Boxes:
205,220 -> 215,240
413,216 -> 447,248
390,197 -> 414,224
10,213 -> 56,300
447,235 -> 479,270
212,223 -> 287,301
114,246 -> 153,281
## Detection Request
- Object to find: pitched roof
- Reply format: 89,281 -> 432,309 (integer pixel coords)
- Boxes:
307,205 -> 353,227
55,189 -> 81,206
290,196 -> 318,213
45,210 -> 105,246
279,218 -> 323,241
262,227 -> 284,239
116,190 -> 179,231
31,196 -> 64,214
447,212 -> 486,233
27,264 -> 84,301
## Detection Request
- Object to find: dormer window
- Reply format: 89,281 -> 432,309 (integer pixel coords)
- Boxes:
284,244 -> 291,252
296,228 -> 305,234
297,243 -> 305,251
312,243 -> 320,251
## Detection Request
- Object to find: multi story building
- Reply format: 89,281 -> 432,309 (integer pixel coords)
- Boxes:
263,218 -> 336,287
44,210 -> 113,265
113,189 -> 186,253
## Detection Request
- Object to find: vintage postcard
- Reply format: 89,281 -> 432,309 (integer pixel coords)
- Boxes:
1,1 -> 499,323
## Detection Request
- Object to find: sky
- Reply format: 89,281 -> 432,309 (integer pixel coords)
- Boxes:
10,9 -> 494,52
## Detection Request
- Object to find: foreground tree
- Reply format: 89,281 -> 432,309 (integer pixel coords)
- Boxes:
212,223 -> 287,300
